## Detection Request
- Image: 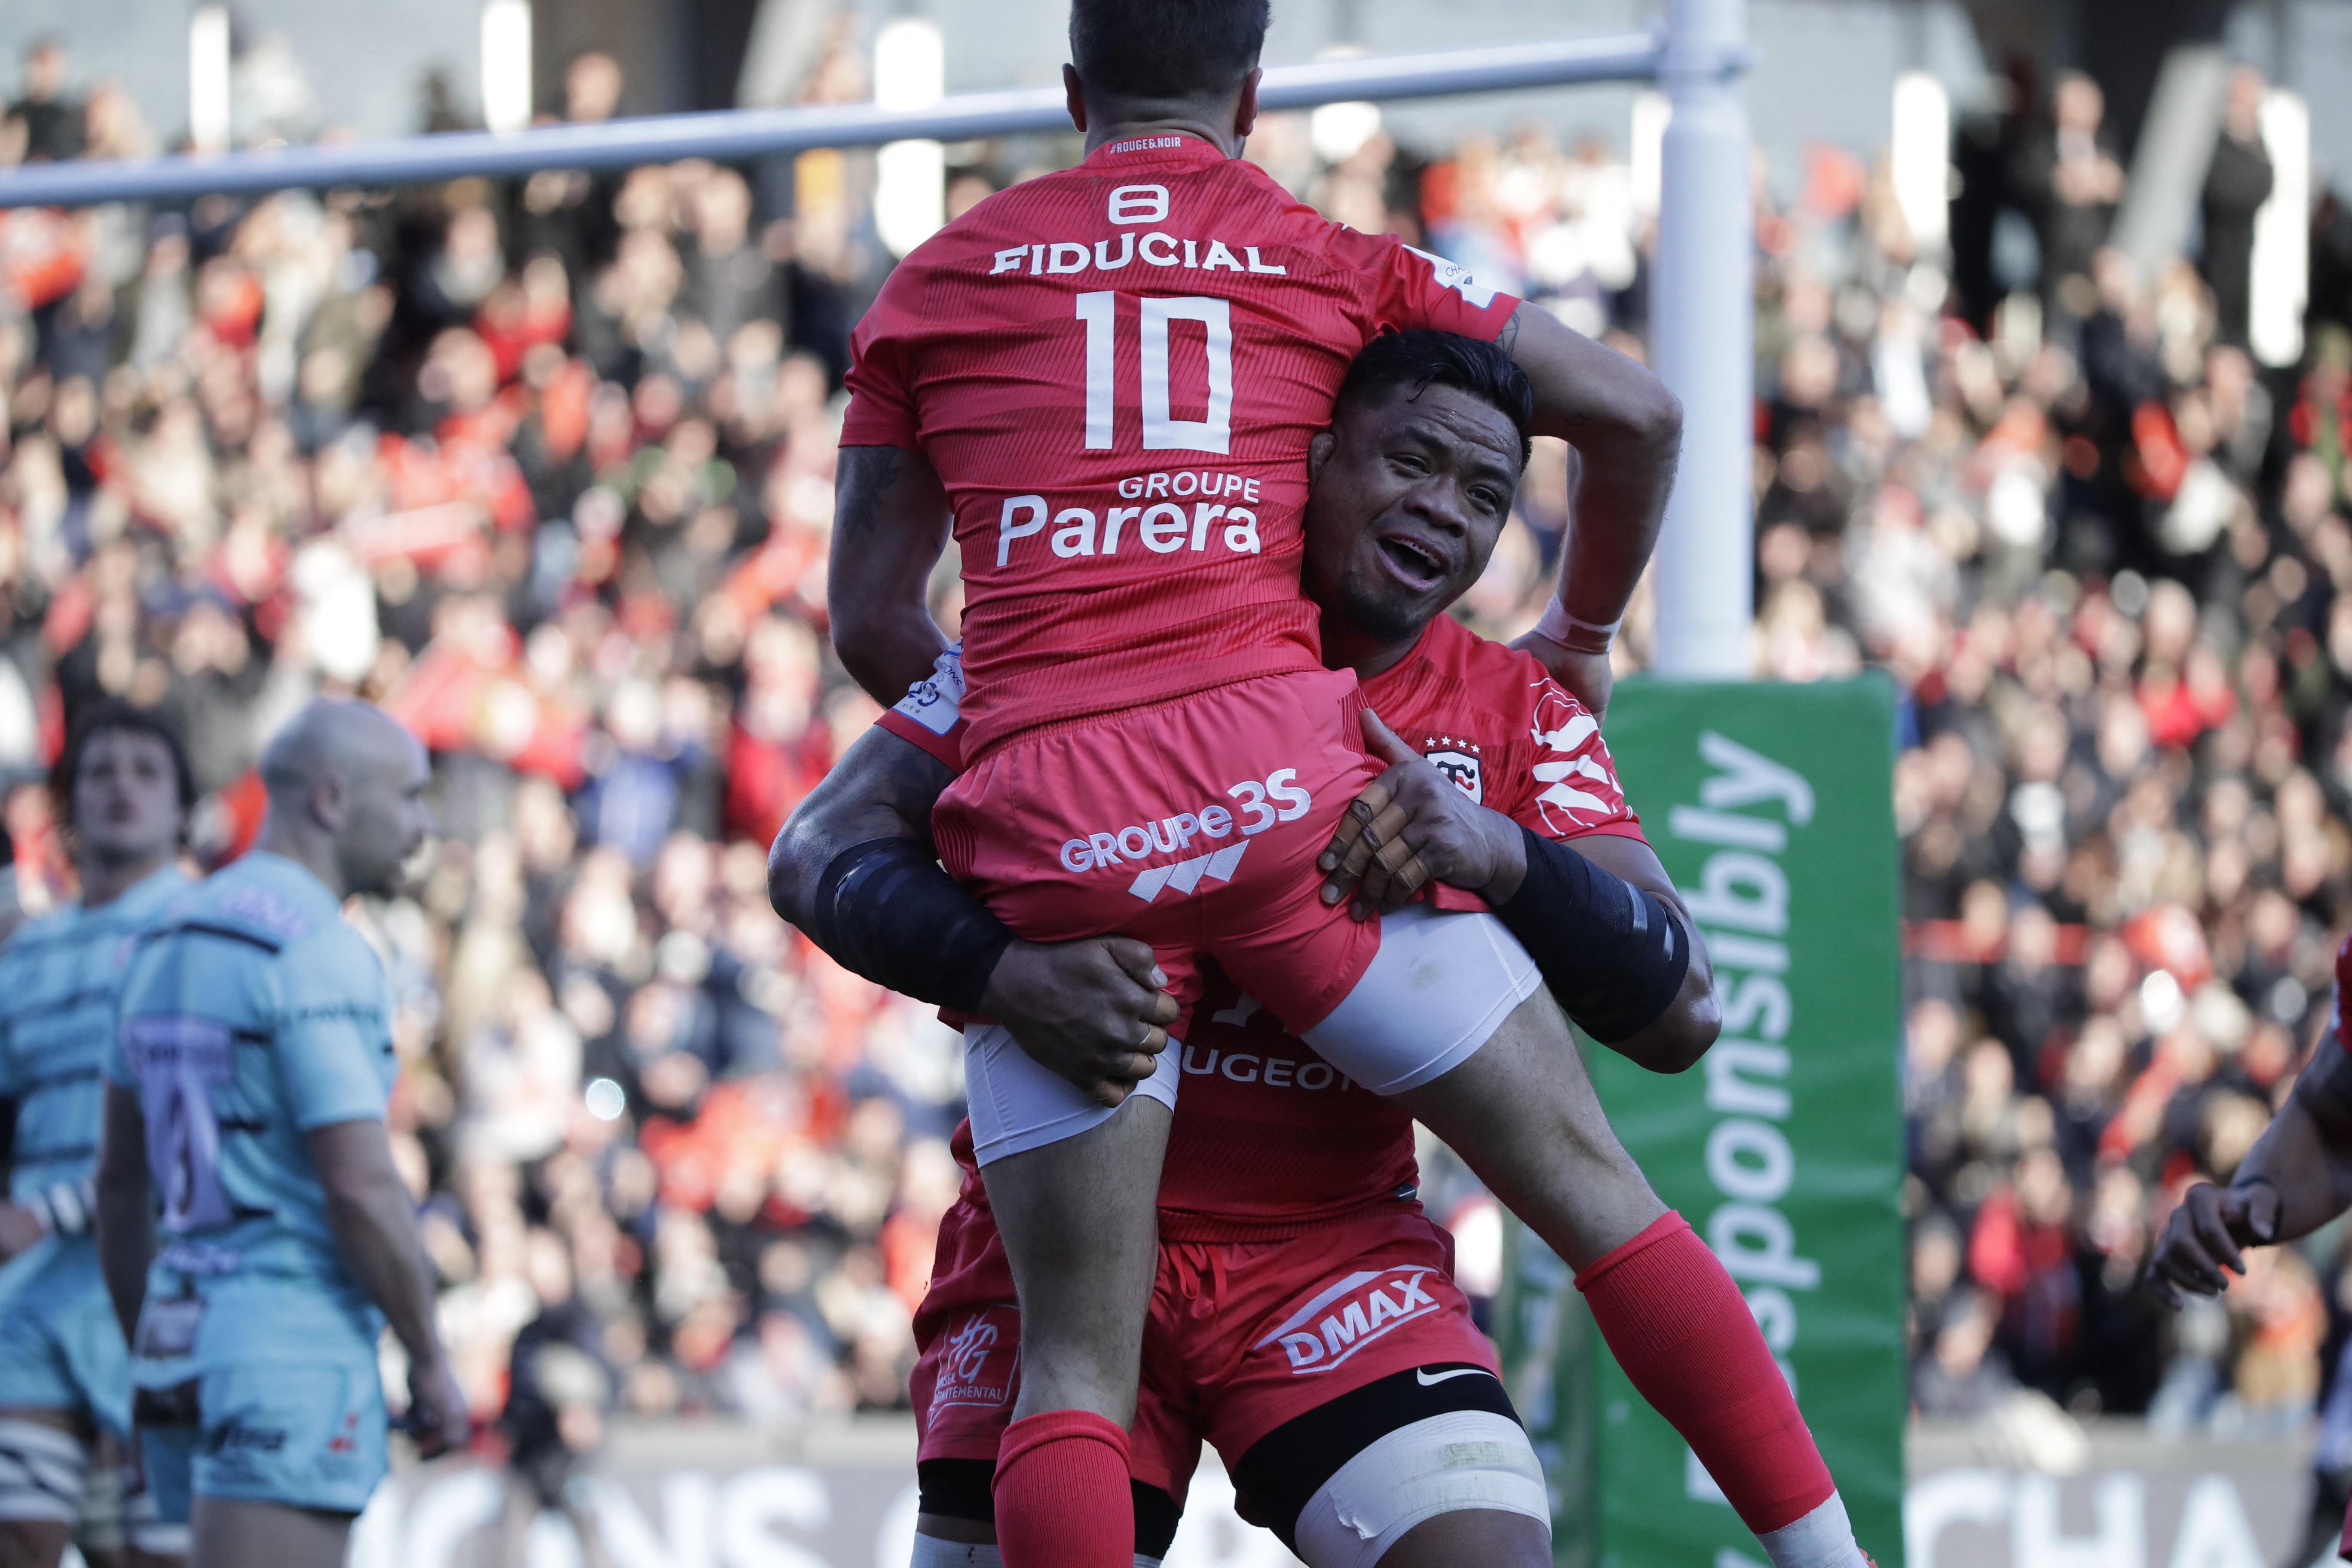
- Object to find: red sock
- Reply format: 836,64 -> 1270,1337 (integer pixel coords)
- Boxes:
992,1409 -> 1133,1568
1577,1211 -> 1835,1536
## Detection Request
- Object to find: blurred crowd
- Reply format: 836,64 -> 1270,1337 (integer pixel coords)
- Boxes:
5,18 -> 2352,1464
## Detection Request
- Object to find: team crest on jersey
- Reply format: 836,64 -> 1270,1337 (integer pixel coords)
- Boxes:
932,1307 -> 1020,1410
1422,737 -> 1483,804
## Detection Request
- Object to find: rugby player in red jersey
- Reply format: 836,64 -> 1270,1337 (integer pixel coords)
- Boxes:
780,334 -> 1874,1567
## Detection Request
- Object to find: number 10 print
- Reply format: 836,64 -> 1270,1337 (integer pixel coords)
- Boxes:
1076,292 -> 1233,454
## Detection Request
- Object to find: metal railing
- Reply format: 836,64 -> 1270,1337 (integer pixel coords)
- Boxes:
0,5 -> 1758,678
0,33 -> 1663,210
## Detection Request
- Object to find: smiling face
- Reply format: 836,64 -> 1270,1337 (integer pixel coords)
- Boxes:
1301,380 -> 1524,649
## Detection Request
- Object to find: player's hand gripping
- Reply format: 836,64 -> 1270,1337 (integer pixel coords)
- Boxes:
406,1355 -> 474,1459
1514,634 -> 1614,722
982,937 -> 1182,1108
1318,710 -> 1527,921
2146,1179 -> 2283,1308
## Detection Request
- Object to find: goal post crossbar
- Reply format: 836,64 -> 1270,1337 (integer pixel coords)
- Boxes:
0,33 -> 1668,210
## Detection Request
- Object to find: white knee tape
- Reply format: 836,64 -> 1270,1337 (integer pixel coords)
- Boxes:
1292,1410 -> 1550,1568
0,1419 -> 88,1524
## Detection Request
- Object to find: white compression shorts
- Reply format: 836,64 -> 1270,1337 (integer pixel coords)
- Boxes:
962,902 -> 1540,1166
1292,1409 -> 1551,1568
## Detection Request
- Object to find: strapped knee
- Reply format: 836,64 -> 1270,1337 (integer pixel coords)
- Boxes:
0,1419 -> 86,1525
1292,1411 -> 1550,1568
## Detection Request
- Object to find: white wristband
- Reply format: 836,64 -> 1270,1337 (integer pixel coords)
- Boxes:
44,1179 -> 91,1235
1535,597 -> 1620,650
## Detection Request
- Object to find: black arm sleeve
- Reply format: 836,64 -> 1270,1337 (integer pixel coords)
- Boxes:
1491,825 -> 1690,1044
2296,1027 -> 2352,1127
809,838 -> 1016,1015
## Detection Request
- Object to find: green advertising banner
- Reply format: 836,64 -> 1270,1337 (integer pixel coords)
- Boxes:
1502,677 -> 1908,1567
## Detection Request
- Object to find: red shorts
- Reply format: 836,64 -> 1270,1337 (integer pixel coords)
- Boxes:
910,1197 -> 1498,1500
931,669 -> 1384,1036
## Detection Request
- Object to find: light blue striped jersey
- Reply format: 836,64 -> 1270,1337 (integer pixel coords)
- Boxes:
106,853 -> 396,1293
0,865 -> 192,1203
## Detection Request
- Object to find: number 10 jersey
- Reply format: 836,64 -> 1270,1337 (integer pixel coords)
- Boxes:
842,132 -> 1519,760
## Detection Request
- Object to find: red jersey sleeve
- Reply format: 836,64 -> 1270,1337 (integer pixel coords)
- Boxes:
1498,681 -> 1646,845
840,264 -> 925,449
1316,223 -> 1521,343
870,645 -> 968,772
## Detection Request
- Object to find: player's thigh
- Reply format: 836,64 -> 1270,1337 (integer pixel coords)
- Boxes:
1372,1508 -> 1550,1568
1387,985 -> 1665,1269
0,1516 -> 73,1568
980,1088 -> 1173,1424
186,1497 -> 350,1568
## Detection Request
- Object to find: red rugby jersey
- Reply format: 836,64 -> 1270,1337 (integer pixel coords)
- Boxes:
881,616 -> 1645,1240
842,133 -> 1519,757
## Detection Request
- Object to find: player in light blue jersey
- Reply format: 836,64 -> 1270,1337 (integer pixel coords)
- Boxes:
93,699 -> 467,1568
0,703 -> 195,1568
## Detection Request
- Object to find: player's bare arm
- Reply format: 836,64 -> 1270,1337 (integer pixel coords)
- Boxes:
769,723 -> 1177,1104
93,1085 -> 151,1345
1502,306 -> 1681,718
308,1118 -> 470,1457
828,443 -> 955,707
767,719 -> 960,907
1320,710 -> 1719,1072
2149,980 -> 2352,1306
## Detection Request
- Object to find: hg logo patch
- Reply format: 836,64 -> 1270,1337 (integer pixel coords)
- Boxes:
932,1308 -> 1020,1410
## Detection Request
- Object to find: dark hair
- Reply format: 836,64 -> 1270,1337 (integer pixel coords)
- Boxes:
1069,0 -> 1268,105
1335,329 -> 1536,468
52,701 -> 199,831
